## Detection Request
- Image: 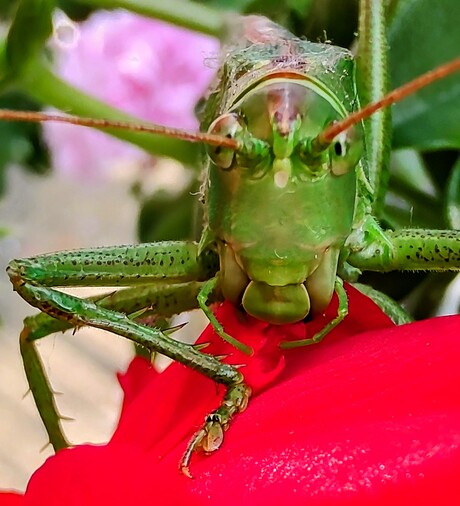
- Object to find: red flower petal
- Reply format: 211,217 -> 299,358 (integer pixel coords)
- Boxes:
178,315 -> 460,505
23,443 -> 189,506
4,286 -> 460,504
0,492 -> 24,505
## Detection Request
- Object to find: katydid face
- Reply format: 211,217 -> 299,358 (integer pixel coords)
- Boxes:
206,79 -> 363,323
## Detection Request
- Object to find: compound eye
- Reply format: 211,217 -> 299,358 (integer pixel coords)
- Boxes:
333,137 -> 347,157
330,127 -> 362,176
207,113 -> 243,169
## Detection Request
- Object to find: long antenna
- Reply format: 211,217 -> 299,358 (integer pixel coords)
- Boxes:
316,56 -> 460,146
0,110 -> 239,150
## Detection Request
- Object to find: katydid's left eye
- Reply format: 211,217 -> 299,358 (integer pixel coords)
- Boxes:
207,113 -> 243,169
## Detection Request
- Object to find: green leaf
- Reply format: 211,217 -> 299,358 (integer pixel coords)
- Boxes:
137,185 -> 199,242
56,0 -> 93,21
389,0 -> 460,150
201,0 -> 253,11
383,149 -> 442,229
5,0 -> 55,78
286,0 -> 313,18
0,92 -> 50,196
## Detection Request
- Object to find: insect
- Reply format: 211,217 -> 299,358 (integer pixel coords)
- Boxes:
2,0 -> 460,478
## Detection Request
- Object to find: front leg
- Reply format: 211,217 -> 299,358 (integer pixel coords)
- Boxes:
280,278 -> 349,350
14,278 -> 250,472
7,241 -> 250,473
23,280 -> 211,341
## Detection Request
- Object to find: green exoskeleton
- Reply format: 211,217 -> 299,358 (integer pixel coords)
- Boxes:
204,28 -> 360,326
3,3 -> 460,477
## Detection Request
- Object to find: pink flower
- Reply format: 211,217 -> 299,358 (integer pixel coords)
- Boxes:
44,10 -> 219,179
3,285 -> 460,504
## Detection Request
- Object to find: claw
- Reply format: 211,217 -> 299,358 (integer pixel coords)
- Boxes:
179,382 -> 251,478
180,464 -> 194,479
179,416 -> 225,479
179,427 -> 208,479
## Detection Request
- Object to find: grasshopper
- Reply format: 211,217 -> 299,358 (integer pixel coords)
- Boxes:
2,1 -> 460,477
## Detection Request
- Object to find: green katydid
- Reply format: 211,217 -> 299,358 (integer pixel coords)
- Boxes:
2,2 -> 460,478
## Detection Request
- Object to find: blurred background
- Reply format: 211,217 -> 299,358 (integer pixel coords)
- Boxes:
0,168 -> 136,490
1,0 -> 459,491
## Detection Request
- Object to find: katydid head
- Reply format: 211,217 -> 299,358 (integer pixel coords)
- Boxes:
206,79 -> 364,184
205,76 -> 363,324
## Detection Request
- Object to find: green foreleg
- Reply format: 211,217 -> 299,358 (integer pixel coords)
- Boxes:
197,277 -> 252,355
9,241 -> 219,288
24,281 -> 212,341
280,278 -> 348,350
9,240 -> 217,452
352,282 -> 413,325
7,242 -> 248,471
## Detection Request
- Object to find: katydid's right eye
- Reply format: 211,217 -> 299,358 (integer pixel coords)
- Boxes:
207,113 -> 243,169
330,127 -> 363,175
334,140 -> 345,156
